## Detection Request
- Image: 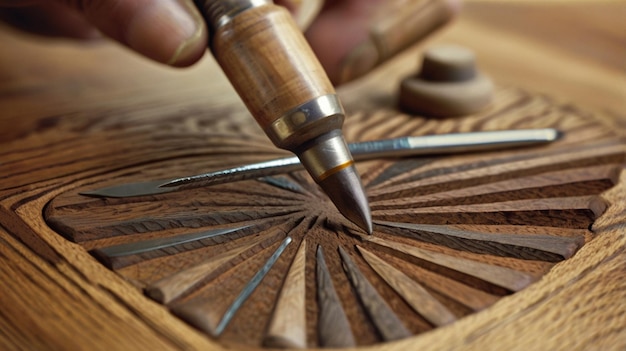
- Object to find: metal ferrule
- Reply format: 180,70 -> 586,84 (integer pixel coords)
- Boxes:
197,0 -> 271,31
297,132 -> 354,181
265,94 -> 346,150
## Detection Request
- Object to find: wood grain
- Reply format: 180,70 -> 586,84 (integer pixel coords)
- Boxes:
1,2 -> 625,351
10,65 -> 625,350
371,164 -> 622,209
338,246 -> 412,341
364,236 -> 537,292
0,227 -> 182,350
367,143 -> 625,201
264,239 -> 308,349
373,196 -> 608,228
145,233 -> 271,304
358,246 -> 457,327
170,237 -> 292,337
374,221 -> 585,261
16,59 -> 625,349
315,245 -> 356,348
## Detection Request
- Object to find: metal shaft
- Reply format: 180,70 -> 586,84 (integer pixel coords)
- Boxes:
82,129 -> 561,205
162,128 -> 560,188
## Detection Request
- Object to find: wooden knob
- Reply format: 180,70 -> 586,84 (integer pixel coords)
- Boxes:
399,45 -> 493,118
420,44 -> 476,82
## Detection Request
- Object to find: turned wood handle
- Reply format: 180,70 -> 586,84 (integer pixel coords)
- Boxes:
200,2 -> 336,128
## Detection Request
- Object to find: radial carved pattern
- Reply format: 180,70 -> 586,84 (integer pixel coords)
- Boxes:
45,88 -> 625,348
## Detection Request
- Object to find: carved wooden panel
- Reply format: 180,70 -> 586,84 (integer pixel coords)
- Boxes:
44,87 -> 625,349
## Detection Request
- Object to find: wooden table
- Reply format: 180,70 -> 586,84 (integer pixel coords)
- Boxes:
1,1 -> 625,350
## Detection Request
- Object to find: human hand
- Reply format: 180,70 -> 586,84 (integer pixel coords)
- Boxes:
0,0 -> 460,84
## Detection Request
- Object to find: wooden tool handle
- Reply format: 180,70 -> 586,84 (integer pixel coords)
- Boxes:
204,2 -> 336,128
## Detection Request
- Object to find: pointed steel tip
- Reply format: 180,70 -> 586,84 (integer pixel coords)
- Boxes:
79,180 -> 176,198
342,195 -> 373,235
335,192 -> 373,235
353,212 -> 373,235
317,165 -> 372,235
337,199 -> 373,235
158,177 -> 188,188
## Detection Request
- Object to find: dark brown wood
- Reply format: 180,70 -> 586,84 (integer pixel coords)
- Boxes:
367,143 -> 625,202
374,221 -> 585,262
338,246 -> 412,341
315,245 -> 356,348
366,249 -> 501,313
363,236 -> 537,292
170,237 -> 290,337
358,246 -> 457,327
146,232 -> 274,304
373,196 -> 608,228
371,164 -> 622,209
1,2 -> 626,351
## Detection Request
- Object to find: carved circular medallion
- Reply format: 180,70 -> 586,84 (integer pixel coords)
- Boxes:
45,88 -> 624,349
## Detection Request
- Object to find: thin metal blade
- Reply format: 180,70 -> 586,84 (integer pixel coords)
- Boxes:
161,128 -> 561,189
82,128 -> 561,198
162,156 -> 302,188
80,180 -> 177,198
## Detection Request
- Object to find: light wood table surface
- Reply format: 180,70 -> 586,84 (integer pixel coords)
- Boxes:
1,1 -> 624,350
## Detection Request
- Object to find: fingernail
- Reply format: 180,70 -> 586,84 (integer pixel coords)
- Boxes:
337,0 -> 458,84
126,0 -> 206,66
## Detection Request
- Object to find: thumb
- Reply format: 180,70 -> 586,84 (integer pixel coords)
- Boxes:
57,0 -> 208,67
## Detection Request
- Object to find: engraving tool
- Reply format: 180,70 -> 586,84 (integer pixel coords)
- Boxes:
163,128 -> 561,188
195,0 -> 372,233
82,128 -> 561,197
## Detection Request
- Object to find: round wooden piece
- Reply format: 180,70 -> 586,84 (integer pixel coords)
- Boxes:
399,45 -> 493,118
399,72 -> 493,117
421,44 -> 477,82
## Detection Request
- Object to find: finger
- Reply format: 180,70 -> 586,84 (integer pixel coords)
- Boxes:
55,0 -> 208,67
305,0 -> 462,85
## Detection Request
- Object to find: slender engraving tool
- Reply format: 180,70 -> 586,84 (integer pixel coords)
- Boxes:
163,128 -> 561,188
82,128 -> 561,198
194,0 -> 371,233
